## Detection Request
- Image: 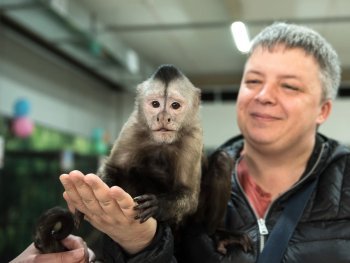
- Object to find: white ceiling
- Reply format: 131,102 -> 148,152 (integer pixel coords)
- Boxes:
2,0 -> 350,93
76,0 -> 350,90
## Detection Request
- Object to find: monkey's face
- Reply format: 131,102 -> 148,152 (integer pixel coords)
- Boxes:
140,79 -> 195,144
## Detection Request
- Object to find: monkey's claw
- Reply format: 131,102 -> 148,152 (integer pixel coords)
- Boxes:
73,210 -> 84,229
133,194 -> 159,223
216,232 -> 253,254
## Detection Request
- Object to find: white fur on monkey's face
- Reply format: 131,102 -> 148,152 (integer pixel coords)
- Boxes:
141,79 -> 192,144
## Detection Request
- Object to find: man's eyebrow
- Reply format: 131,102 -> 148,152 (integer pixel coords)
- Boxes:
245,70 -> 303,82
279,74 -> 302,80
245,70 -> 263,76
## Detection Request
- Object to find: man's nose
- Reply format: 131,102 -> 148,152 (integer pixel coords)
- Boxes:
255,83 -> 277,105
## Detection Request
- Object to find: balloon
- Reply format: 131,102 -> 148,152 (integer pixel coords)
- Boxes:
91,128 -> 104,141
94,140 -> 108,155
89,40 -> 102,56
12,117 -> 34,138
14,98 -> 31,117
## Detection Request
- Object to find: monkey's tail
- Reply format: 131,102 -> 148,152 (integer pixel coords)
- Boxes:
33,206 -> 74,253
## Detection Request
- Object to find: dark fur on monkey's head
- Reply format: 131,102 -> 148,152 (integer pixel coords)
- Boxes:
151,64 -> 184,86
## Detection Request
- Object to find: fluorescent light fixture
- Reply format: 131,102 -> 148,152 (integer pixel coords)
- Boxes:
230,21 -> 251,53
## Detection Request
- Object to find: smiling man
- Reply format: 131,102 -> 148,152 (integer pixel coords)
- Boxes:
178,22 -> 350,263
236,43 -> 332,200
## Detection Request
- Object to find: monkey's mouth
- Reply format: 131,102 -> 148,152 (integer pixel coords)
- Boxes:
154,127 -> 175,132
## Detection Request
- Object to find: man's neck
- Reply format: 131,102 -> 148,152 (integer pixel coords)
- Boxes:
242,136 -> 315,200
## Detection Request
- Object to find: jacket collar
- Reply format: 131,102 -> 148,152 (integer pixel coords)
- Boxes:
222,133 -> 349,183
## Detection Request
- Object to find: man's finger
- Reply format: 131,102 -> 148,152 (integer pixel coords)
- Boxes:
69,171 -> 97,205
65,171 -> 105,216
60,172 -> 81,201
84,174 -> 120,213
62,191 -> 77,214
61,235 -> 85,250
33,248 -> 85,263
110,185 -> 138,219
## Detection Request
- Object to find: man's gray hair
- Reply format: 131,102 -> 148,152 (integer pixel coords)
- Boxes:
249,22 -> 341,100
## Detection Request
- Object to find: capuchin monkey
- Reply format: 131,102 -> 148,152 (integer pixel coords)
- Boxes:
33,64 -> 202,253
33,64 -> 251,255
75,64 -> 203,226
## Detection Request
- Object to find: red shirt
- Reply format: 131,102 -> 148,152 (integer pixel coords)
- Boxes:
237,158 -> 272,218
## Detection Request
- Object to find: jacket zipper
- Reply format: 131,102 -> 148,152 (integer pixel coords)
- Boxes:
234,156 -> 268,252
234,143 -> 326,253
257,218 -> 268,252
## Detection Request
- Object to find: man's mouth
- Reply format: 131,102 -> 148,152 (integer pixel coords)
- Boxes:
251,112 -> 281,121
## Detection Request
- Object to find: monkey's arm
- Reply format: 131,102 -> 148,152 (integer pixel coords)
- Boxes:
132,135 -> 203,225
193,150 -> 253,254
195,150 -> 233,233
133,184 -> 194,224
132,159 -> 202,225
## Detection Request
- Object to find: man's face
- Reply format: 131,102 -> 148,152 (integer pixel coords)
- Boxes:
236,44 -> 332,152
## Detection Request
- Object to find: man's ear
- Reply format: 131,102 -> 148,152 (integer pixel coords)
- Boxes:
316,99 -> 332,125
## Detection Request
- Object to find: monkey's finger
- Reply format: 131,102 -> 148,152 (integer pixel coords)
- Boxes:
73,210 -> 85,229
135,207 -> 158,223
134,199 -> 158,210
134,194 -> 157,203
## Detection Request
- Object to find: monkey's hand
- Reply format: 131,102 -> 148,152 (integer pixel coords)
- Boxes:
133,194 -> 159,223
73,209 -> 85,229
214,229 -> 253,255
33,206 -> 75,253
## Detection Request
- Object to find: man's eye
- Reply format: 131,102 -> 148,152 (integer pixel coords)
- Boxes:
171,102 -> 181,109
152,101 -> 160,108
282,84 -> 299,91
245,79 -> 261,85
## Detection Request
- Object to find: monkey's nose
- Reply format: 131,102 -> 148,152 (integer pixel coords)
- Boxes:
156,112 -> 171,123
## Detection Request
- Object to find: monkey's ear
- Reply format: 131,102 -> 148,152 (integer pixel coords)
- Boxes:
136,83 -> 144,94
193,87 -> 202,107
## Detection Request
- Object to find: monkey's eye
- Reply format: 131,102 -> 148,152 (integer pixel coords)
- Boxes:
151,101 -> 160,108
171,102 -> 181,110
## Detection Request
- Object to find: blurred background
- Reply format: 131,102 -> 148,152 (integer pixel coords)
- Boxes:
1,0 -> 350,261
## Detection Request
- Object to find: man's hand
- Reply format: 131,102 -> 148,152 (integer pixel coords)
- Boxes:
10,235 -> 94,263
59,170 -> 157,254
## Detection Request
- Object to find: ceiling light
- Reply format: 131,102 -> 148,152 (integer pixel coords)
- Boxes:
230,21 -> 251,53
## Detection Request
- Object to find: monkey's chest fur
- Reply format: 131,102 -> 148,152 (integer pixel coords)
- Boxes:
104,145 -> 177,195
102,143 -> 189,224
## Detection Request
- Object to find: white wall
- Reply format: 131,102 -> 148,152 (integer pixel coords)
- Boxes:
0,28 -> 135,142
319,99 -> 350,144
201,102 -> 239,150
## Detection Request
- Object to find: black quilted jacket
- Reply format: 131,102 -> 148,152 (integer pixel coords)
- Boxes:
103,133 -> 350,263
